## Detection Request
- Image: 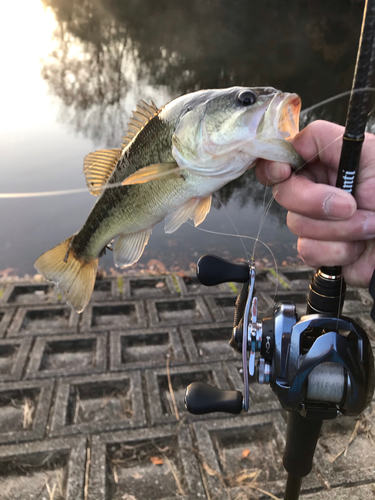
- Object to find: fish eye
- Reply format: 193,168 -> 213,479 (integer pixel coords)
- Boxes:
237,90 -> 257,106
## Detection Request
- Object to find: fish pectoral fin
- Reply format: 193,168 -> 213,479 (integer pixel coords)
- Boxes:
164,196 -> 212,234
83,148 -> 122,196
193,195 -> 212,226
122,162 -> 181,186
113,228 -> 152,268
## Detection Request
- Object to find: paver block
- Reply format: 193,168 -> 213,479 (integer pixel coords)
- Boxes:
125,276 -> 179,298
0,379 -> 53,444
278,268 -> 314,289
176,273 -> 232,296
148,296 -> 211,326
205,292 -> 273,322
88,425 -> 205,500
0,436 -> 86,500
25,333 -> 107,379
0,308 -> 15,338
0,338 -> 32,382
145,362 -> 231,426
355,311 -> 375,342
301,484 -> 375,499
81,301 -> 147,331
110,327 -> 185,372
49,372 -> 146,437
180,322 -> 238,363
7,306 -> 79,337
314,406 -> 375,488
90,277 -> 120,302
192,413 -> 321,500
1,282 -> 58,306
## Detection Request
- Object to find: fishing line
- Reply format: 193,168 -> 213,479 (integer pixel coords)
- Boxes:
298,87 -> 375,119
212,191 -> 249,262
251,180 -> 272,261
2,87 -> 375,200
187,221 -> 279,313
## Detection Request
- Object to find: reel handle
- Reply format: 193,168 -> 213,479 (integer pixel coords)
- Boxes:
185,382 -> 243,415
196,254 -> 249,286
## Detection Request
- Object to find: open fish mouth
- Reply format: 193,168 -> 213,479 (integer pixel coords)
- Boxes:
277,94 -> 301,140
256,92 -> 301,141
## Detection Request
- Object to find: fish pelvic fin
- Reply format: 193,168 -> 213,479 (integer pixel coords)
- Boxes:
34,237 -> 98,313
164,195 -> 212,234
114,228 -> 152,268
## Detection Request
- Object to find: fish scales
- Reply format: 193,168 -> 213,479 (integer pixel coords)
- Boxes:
35,86 -> 303,312
71,113 -> 178,258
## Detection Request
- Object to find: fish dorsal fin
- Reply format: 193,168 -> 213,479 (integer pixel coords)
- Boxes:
122,162 -> 181,186
122,99 -> 159,149
83,149 -> 122,196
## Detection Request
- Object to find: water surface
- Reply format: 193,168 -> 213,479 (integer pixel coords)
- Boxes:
0,0 -> 367,276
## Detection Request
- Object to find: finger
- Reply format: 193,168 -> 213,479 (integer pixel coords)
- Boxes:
255,160 -> 292,186
287,210 -> 375,241
273,174 -> 356,220
291,120 -> 344,171
343,240 -> 375,288
297,238 -> 366,268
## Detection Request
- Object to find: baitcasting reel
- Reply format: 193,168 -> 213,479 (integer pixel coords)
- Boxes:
185,255 -> 374,419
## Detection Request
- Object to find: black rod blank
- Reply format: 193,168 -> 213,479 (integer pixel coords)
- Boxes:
336,0 -> 375,194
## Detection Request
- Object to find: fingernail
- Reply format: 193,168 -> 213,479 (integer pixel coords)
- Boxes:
265,162 -> 288,183
363,213 -> 375,237
323,194 -> 355,219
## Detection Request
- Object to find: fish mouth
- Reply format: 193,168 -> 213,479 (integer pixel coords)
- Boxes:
256,92 -> 301,140
277,94 -> 301,140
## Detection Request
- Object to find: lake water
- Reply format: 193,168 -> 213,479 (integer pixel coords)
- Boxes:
0,0 -> 368,277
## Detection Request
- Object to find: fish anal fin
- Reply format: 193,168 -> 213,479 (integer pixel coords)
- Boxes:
121,99 -> 159,149
122,162 -> 181,186
114,228 -> 152,268
83,148 -> 122,196
34,236 -> 98,313
193,195 -> 212,227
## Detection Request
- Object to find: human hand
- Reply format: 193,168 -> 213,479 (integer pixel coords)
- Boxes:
255,120 -> 375,287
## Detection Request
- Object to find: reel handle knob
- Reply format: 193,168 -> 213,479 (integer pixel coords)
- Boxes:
196,254 -> 249,286
185,382 -> 243,415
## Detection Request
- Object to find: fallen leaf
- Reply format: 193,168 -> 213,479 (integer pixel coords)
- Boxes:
236,470 -> 259,483
132,471 -> 143,479
202,462 -> 220,477
155,281 -> 165,289
150,456 -> 163,465
147,259 -> 167,274
242,449 -> 251,458
109,267 -> 119,276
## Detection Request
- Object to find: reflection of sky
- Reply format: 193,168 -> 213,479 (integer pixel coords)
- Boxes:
4,0 -> 361,275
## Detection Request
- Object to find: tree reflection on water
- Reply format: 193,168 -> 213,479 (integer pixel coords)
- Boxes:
40,0 -> 364,212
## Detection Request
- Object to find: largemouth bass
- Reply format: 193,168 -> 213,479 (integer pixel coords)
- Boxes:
35,86 -> 302,313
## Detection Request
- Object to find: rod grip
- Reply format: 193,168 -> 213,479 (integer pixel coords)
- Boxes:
283,412 -> 323,477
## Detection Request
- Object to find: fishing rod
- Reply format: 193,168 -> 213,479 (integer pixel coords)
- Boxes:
184,1 -> 375,499
284,1 -> 375,498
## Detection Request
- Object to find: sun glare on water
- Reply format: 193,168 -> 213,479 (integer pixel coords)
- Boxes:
0,0 -> 58,131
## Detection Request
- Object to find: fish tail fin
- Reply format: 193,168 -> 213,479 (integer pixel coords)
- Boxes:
34,236 -> 98,313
